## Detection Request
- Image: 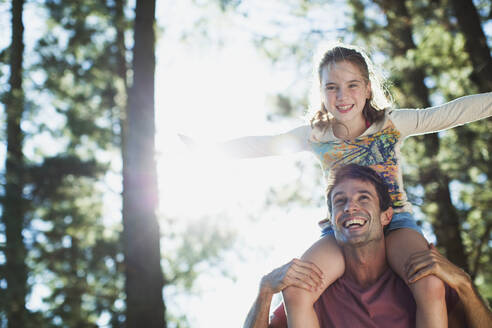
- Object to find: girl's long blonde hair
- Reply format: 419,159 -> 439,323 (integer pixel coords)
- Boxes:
309,42 -> 392,134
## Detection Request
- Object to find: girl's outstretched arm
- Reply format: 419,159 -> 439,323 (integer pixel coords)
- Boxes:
179,125 -> 311,159
390,92 -> 492,137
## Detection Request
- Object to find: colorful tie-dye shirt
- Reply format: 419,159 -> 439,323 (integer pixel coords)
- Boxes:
310,121 -> 406,209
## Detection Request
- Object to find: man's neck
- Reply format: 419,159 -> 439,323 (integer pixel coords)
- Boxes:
342,239 -> 388,288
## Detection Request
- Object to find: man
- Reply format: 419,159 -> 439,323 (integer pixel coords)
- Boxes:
243,164 -> 492,327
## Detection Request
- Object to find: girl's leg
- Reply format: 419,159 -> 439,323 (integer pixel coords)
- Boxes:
386,228 -> 447,328
282,234 -> 345,328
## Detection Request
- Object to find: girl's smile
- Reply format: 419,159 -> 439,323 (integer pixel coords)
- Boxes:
335,104 -> 355,114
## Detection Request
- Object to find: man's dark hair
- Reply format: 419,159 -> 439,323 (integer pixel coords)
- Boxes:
326,164 -> 391,213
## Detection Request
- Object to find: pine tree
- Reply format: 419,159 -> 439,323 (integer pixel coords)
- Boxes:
1,0 -> 28,326
123,0 -> 166,326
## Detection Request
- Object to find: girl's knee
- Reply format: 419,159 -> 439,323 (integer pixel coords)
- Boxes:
300,236 -> 346,284
282,286 -> 316,308
412,275 -> 445,301
329,253 -> 346,277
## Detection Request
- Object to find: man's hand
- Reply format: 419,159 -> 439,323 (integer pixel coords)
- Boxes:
404,243 -> 469,288
260,258 -> 325,295
244,259 -> 324,328
406,244 -> 470,289
404,244 -> 492,328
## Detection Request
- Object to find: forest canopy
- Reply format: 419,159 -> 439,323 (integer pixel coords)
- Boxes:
0,0 -> 491,327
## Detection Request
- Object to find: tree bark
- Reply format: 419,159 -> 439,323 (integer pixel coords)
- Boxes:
3,0 -> 28,327
122,0 -> 166,327
449,0 -> 492,92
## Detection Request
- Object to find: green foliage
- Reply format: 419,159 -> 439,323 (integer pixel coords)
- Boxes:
0,0 -> 132,326
21,0 -> 131,325
1,0 -> 242,325
34,0 -> 128,152
161,214 -> 237,327
30,175 -> 124,327
195,0 -> 242,12
26,155 -> 104,201
163,215 -> 237,291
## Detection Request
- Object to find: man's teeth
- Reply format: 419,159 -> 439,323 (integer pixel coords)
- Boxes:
344,219 -> 365,228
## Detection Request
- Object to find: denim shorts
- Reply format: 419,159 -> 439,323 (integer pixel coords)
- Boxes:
320,211 -> 423,237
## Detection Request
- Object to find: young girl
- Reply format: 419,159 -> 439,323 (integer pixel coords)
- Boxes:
182,43 -> 492,327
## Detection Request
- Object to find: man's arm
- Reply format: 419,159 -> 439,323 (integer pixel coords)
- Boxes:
405,244 -> 492,328
243,286 -> 274,328
243,259 -> 324,328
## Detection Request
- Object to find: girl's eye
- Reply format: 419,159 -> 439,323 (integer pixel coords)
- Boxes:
326,85 -> 337,91
349,83 -> 359,88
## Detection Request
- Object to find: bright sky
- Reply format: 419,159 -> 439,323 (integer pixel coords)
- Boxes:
154,1 -> 332,327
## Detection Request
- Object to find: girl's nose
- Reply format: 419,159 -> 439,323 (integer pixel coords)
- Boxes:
336,87 -> 345,100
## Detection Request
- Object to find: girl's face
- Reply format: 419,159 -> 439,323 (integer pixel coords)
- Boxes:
320,61 -> 371,125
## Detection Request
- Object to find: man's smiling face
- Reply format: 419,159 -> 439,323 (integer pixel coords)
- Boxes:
330,178 -> 391,246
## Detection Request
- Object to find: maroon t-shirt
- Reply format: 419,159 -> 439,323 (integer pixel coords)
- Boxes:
272,269 -> 458,328
314,268 -> 416,327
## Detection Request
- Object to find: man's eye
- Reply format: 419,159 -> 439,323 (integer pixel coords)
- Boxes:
334,198 -> 345,205
359,195 -> 369,201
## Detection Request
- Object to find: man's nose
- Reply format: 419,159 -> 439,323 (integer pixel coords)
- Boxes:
344,199 -> 358,213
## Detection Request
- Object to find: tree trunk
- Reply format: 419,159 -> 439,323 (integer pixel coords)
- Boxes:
449,0 -> 492,92
375,0 -> 469,270
122,0 -> 166,327
3,0 -> 27,327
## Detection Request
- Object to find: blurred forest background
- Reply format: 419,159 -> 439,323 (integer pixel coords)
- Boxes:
0,0 -> 491,327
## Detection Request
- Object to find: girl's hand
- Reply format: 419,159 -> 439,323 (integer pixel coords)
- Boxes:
405,244 -> 470,289
260,258 -> 325,295
178,133 -> 199,151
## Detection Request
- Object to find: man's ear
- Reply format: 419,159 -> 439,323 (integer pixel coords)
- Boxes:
380,207 -> 393,226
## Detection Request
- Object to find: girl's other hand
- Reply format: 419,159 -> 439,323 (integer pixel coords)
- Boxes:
178,133 -> 198,151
